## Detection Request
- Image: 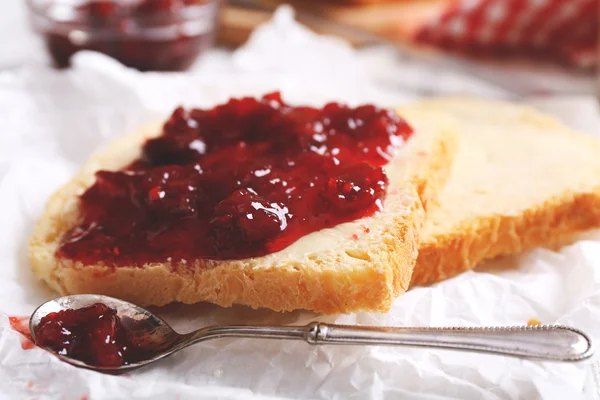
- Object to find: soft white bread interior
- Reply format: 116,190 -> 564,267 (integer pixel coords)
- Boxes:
402,98 -> 600,287
29,109 -> 457,314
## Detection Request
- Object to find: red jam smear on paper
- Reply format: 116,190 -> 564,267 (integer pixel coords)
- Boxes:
57,92 -> 413,265
9,316 -> 35,350
33,303 -> 155,367
43,0 -> 216,71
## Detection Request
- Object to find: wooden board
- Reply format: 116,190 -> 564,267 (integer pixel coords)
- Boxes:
217,0 -> 448,48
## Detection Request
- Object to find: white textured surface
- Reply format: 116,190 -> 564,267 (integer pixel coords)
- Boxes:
1,5 -> 600,400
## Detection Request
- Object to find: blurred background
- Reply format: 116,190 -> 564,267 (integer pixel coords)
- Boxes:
2,0 -> 596,99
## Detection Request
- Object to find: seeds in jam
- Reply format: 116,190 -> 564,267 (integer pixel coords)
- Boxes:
57,92 -> 413,264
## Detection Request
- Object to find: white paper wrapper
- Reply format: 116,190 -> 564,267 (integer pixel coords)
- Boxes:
1,7 -> 600,400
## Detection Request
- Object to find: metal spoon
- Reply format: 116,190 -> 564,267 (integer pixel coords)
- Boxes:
29,295 -> 594,372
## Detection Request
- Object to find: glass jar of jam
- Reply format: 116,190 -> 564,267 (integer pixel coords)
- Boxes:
26,0 -> 222,71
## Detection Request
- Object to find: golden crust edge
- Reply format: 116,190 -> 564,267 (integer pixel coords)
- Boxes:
411,189 -> 600,287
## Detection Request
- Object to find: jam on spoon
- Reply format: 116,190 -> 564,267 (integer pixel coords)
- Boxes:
57,92 -> 414,265
34,303 -> 156,367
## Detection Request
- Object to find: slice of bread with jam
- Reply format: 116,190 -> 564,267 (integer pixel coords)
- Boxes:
29,94 -> 457,314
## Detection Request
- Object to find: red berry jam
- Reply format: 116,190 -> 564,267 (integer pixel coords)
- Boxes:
34,303 -> 155,367
29,0 -> 219,71
57,92 -> 413,265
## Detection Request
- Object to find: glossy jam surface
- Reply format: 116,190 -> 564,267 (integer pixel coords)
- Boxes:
34,303 -> 153,367
57,92 -> 413,265
36,0 -> 218,71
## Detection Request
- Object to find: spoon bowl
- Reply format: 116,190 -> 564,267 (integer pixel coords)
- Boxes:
30,294 -> 594,372
30,294 -> 181,371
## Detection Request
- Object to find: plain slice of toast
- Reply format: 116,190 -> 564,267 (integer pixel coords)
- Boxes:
29,109 -> 457,314
402,98 -> 600,287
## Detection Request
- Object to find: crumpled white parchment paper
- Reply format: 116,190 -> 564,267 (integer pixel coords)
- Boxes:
1,7 -> 600,400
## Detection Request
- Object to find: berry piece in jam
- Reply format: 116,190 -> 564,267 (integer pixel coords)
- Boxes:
34,303 -> 154,367
210,188 -> 288,256
322,162 -> 388,214
57,92 -> 414,265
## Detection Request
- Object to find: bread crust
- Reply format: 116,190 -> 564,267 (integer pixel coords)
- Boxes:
406,98 -> 600,287
413,192 -> 600,286
29,110 -> 457,314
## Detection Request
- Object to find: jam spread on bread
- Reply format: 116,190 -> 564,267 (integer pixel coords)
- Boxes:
41,0 -> 215,71
34,303 -> 157,367
57,92 -> 413,264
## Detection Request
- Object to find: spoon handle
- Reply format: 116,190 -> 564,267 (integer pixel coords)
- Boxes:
301,323 -> 593,362
189,323 -> 593,362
